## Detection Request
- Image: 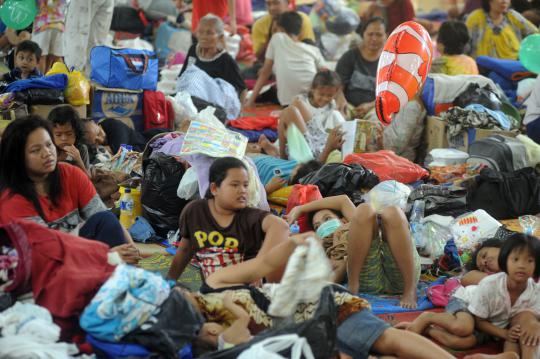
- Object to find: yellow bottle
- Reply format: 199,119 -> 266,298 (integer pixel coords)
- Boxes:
119,188 -> 134,229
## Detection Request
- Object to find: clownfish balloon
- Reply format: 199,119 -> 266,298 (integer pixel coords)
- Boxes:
375,21 -> 433,125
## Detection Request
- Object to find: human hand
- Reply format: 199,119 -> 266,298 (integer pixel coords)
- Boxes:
520,322 -> 540,346
325,127 -> 345,151
62,145 -> 82,164
265,176 -> 287,194
223,290 -> 235,307
244,96 -> 256,109
112,243 -> 142,265
508,325 -> 521,343
284,206 -> 303,225
355,102 -> 374,119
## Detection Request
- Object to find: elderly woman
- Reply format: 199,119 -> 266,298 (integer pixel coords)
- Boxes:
178,14 -> 247,103
335,17 -> 387,118
466,0 -> 538,60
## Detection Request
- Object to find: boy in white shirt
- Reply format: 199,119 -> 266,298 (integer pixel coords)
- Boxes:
245,11 -> 326,107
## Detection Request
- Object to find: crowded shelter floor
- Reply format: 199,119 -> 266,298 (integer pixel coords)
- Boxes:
3,0 -> 540,359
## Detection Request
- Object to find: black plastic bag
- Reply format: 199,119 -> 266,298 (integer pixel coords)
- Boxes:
123,289 -> 204,358
141,152 -> 188,237
453,83 -> 502,111
467,167 -> 540,219
299,163 -> 379,204
201,286 -> 338,359
191,96 -> 228,124
16,88 -> 64,105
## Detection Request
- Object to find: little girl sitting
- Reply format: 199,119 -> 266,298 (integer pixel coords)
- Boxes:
277,70 -> 346,162
464,233 -> 540,359
396,238 -> 504,350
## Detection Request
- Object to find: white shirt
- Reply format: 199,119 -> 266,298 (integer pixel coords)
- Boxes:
524,75 -> 540,126
468,272 -> 540,328
266,33 -> 325,106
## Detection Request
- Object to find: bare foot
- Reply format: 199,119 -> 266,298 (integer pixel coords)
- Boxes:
399,289 -> 418,309
463,353 -> 519,359
258,134 -> 279,157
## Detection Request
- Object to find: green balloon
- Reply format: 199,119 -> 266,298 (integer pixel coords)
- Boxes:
0,0 -> 38,31
520,34 -> 540,74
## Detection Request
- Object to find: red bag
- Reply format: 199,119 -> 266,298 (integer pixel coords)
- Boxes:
426,277 -> 460,307
286,184 -> 322,233
344,150 -> 429,184
143,90 -> 172,130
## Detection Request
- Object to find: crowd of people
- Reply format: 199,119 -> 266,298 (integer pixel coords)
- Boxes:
0,0 -> 540,358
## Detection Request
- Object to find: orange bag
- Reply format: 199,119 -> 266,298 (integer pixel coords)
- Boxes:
286,184 -> 322,233
344,150 -> 428,184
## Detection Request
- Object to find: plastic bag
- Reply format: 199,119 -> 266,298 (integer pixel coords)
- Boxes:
200,286 -> 338,359
421,221 -> 452,259
238,334 -> 314,359
451,210 -> 501,250
287,124 -> 314,163
344,150 -> 429,184
173,91 -> 198,119
141,153 -> 189,237
286,185 -> 323,233
453,83 -> 502,111
364,180 -> 411,213
225,32 -> 241,59
196,106 -> 225,129
299,163 -> 379,204
46,62 -> 90,106
177,167 -> 199,200
268,186 -> 293,206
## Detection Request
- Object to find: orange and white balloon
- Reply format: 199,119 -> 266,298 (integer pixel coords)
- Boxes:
375,21 -> 433,125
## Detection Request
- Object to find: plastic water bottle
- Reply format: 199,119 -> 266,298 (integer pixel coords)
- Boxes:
119,188 -> 134,229
290,221 -> 300,235
410,200 -> 426,249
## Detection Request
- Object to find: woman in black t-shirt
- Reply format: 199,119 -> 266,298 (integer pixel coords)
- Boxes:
178,14 -> 247,103
167,157 -> 289,282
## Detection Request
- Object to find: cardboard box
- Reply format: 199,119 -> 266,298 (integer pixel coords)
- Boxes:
425,116 -> 517,153
91,85 -> 143,132
31,104 -> 87,120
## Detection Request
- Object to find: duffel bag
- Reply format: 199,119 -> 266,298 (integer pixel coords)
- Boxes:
90,46 -> 158,91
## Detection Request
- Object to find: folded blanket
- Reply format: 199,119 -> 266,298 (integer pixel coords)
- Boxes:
6,74 -> 67,93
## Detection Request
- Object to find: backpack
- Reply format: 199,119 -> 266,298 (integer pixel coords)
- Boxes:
467,135 -> 529,173
143,90 -> 172,130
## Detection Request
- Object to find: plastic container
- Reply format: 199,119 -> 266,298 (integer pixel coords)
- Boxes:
119,188 -> 134,229
409,200 -> 426,250
119,186 -> 142,219
427,148 -> 469,167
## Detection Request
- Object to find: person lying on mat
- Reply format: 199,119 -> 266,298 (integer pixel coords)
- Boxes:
0,116 -> 140,264
285,194 -> 421,309
174,231 -> 455,358
396,238 -> 504,350
166,156 -> 289,283
82,117 -> 167,155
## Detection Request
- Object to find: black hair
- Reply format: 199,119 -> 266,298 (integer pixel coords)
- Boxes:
498,233 -> 540,278
466,238 -> 503,271
47,105 -> 85,145
308,208 -> 342,230
481,0 -> 491,12
290,159 -> 323,185
16,40 -> 42,60
438,20 -> 470,55
277,11 -> 303,36
311,69 -> 342,89
0,115 -> 62,220
356,16 -> 386,37
205,157 -> 248,199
